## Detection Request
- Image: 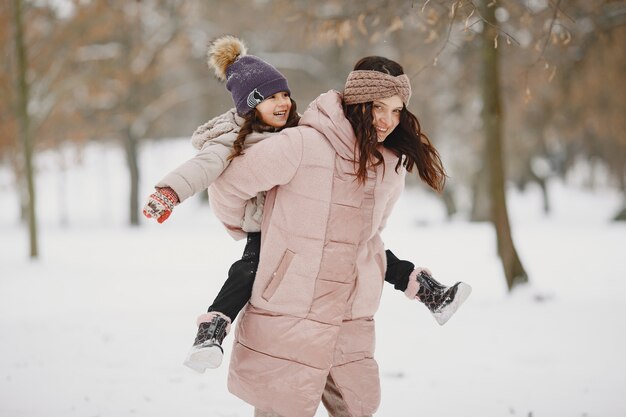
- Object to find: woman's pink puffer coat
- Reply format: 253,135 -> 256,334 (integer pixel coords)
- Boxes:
208,90 -> 406,417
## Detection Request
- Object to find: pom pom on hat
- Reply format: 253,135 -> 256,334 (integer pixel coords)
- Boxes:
207,35 -> 248,81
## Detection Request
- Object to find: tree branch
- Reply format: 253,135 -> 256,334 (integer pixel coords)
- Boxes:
468,0 -> 521,46
410,0 -> 460,79
532,0 -> 563,66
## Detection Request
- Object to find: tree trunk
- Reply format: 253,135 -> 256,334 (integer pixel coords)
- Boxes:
479,0 -> 528,290
13,0 -> 38,258
613,204 -> 626,221
613,162 -> 626,221
125,127 -> 140,226
614,174 -> 626,221
441,187 -> 457,220
121,8 -> 141,227
527,160 -> 550,215
470,168 -> 491,222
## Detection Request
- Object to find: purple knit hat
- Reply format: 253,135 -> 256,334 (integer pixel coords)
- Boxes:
207,36 -> 290,116
225,55 -> 290,115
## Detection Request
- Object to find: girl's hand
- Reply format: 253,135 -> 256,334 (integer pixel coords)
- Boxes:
143,187 -> 179,223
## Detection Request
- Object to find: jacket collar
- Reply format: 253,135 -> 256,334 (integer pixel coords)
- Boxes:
299,90 -> 356,161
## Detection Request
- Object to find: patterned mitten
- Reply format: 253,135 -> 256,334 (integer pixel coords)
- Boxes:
142,187 -> 179,223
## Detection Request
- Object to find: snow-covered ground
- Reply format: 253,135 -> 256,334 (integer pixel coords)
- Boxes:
1,141 -> 625,417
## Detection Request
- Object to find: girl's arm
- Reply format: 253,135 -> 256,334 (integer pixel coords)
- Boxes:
143,110 -> 244,223
155,131 -> 238,203
150,108 -> 243,203
143,135 -> 236,223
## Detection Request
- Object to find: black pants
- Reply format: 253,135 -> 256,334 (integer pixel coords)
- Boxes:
208,231 -> 415,323
208,232 -> 261,322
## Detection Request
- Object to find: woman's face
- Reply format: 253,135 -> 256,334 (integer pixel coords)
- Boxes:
255,91 -> 292,128
372,95 -> 403,142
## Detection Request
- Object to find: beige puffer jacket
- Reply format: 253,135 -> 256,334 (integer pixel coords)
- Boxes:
155,108 -> 270,232
208,91 -> 406,417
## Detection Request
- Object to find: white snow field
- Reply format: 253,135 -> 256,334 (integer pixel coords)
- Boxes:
1,141 -> 625,417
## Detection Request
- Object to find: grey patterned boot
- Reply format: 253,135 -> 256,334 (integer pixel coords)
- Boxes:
183,313 -> 229,373
416,271 -> 472,326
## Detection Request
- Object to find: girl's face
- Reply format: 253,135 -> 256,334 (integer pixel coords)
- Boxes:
372,95 -> 403,142
256,91 -> 292,128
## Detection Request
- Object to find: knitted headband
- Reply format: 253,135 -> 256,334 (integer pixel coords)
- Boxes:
343,70 -> 412,106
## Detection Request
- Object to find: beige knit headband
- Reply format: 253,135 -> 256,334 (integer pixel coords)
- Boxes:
343,70 -> 412,106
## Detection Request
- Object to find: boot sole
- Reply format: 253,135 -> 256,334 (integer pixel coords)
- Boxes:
433,283 -> 472,326
183,345 -> 224,373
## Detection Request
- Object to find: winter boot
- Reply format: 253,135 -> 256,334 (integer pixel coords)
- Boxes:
183,312 -> 230,373
415,271 -> 472,326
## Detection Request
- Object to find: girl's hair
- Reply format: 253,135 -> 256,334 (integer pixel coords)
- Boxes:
228,98 -> 300,161
343,56 -> 446,192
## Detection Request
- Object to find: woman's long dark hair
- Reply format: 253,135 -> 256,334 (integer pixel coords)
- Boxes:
343,56 -> 446,192
228,98 -> 300,161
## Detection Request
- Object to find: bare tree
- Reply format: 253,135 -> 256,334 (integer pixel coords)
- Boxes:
11,0 -> 38,258
68,0 -> 204,225
478,0 -> 528,289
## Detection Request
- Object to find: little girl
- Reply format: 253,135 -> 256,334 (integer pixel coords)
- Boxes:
143,36 -> 471,373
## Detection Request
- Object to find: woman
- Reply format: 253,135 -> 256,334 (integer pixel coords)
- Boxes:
208,56 -> 456,417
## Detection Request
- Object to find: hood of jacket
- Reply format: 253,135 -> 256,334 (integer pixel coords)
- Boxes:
191,107 -> 244,150
299,90 -> 356,161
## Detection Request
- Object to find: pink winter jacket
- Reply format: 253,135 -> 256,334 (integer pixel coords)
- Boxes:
208,90 -> 406,417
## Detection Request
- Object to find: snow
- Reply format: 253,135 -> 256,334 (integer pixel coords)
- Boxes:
1,141 -> 625,417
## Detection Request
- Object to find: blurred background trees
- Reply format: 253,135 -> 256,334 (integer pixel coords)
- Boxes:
1,0 -> 624,289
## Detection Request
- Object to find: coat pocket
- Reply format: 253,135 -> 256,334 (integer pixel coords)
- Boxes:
262,249 -> 295,302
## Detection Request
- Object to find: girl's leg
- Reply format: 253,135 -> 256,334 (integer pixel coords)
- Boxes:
384,249 -> 414,291
385,249 -> 471,326
185,232 -> 261,372
208,232 -> 261,322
